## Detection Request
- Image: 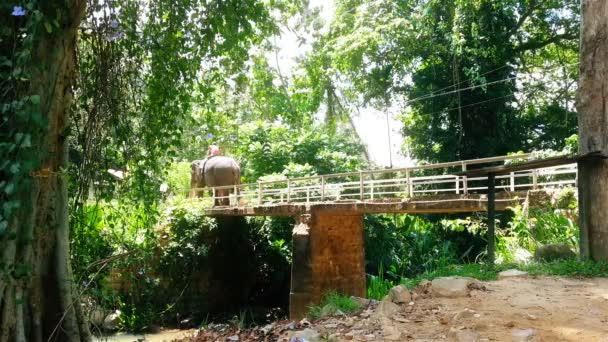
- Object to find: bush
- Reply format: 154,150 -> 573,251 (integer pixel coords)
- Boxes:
308,292 -> 360,320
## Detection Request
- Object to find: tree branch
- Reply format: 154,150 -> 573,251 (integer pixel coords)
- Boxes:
515,32 -> 578,52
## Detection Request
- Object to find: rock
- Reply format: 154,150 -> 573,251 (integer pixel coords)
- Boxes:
381,320 -> 402,341
498,269 -> 528,279
511,328 -> 536,341
389,284 -> 412,304
448,328 -> 480,342
227,335 -> 239,341
374,296 -> 400,318
351,296 -> 372,307
102,310 -> 121,331
299,318 -> 311,327
453,308 -> 477,321
260,323 -> 275,334
325,323 -> 338,329
431,277 -> 482,298
285,322 -> 296,330
525,313 -> 537,320
364,333 -> 375,341
534,243 -> 576,262
290,328 -> 320,342
344,317 -> 355,327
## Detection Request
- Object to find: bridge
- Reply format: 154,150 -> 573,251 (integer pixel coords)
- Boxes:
186,153 -> 579,319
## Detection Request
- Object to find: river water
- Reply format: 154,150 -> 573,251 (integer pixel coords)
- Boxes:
93,329 -> 196,342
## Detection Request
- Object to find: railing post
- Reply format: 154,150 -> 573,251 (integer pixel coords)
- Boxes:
406,169 -> 411,197
532,170 -> 538,190
510,172 -> 515,191
321,176 -> 326,202
233,184 -> 238,206
306,187 -> 310,203
287,179 -> 291,203
359,171 -> 364,201
370,178 -> 374,200
212,187 -> 216,206
462,162 -> 468,195
455,176 -> 460,194
258,182 -> 262,205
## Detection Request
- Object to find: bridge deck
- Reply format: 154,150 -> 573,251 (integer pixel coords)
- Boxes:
203,190 -> 548,216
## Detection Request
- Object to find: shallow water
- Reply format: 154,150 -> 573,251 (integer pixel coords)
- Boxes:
93,329 -> 195,342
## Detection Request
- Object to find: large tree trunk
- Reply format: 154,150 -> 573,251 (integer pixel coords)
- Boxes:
576,0 -> 608,261
0,1 -> 90,341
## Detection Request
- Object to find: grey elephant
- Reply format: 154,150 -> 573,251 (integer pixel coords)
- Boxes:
190,156 -> 241,206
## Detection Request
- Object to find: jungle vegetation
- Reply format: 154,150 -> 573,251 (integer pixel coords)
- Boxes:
0,0 -> 585,339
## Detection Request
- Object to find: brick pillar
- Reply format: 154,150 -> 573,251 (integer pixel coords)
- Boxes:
289,211 -> 366,319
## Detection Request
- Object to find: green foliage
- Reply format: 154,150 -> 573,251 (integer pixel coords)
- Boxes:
407,260 -> 608,288
364,214 -> 484,279
308,292 -> 360,320
164,161 -> 195,196
367,263 -> 399,300
233,121 -> 366,183
307,0 -> 579,162
496,205 -> 578,263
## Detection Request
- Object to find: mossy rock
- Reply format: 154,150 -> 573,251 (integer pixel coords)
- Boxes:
534,243 -> 576,262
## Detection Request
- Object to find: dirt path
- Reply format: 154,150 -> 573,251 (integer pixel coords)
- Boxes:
386,276 -> 608,341
186,275 -> 608,341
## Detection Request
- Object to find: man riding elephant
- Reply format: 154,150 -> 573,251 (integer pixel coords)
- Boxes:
190,144 -> 241,206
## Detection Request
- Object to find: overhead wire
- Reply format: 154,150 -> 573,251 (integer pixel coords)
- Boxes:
401,62 -> 579,107
402,65 -> 579,121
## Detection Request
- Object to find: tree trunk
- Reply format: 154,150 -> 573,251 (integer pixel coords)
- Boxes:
0,1 -> 91,341
576,0 -> 608,261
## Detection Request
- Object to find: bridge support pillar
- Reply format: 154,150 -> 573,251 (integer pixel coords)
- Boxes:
289,211 -> 366,319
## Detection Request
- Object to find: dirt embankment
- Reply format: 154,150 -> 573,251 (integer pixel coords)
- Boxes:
185,275 -> 608,341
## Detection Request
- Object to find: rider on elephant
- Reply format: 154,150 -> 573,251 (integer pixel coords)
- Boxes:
191,143 -> 241,206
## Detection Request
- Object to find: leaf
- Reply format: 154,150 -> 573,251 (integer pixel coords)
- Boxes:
30,95 -> 40,105
44,22 -> 53,33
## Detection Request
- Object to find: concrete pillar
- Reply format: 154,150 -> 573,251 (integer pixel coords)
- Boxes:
289,211 -> 366,319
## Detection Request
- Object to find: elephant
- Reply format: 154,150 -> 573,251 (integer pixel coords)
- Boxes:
190,156 -> 241,206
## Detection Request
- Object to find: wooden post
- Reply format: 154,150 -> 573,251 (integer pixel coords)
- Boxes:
577,0 -> 608,260
487,173 -> 496,264
287,179 -> 291,203
509,172 -> 515,191
532,170 -> 538,190
455,176 -> 460,194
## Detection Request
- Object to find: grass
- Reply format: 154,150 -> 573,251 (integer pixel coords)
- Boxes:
308,292 -> 361,320
366,260 -> 608,297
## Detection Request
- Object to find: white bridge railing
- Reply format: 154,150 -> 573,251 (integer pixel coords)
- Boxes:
185,153 -> 578,208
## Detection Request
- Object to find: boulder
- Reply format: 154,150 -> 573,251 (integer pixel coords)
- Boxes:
102,310 -> 121,331
431,277 -> 482,298
373,296 -> 400,318
497,269 -> 528,279
534,244 -> 576,262
388,285 -> 412,304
